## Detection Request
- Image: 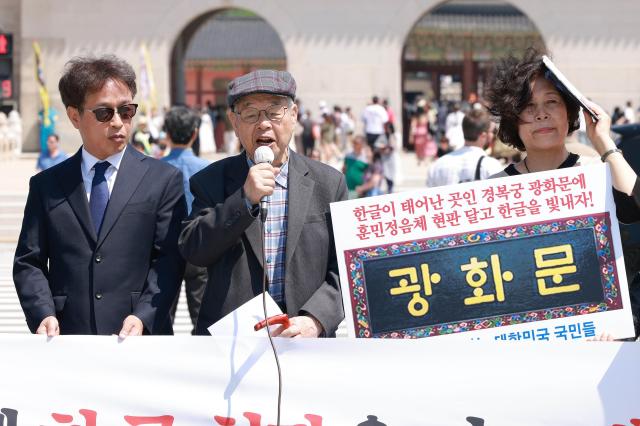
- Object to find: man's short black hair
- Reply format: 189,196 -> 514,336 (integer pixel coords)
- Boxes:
58,55 -> 137,109
462,109 -> 491,142
164,106 -> 201,146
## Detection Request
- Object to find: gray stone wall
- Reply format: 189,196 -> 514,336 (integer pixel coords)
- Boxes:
16,0 -> 640,153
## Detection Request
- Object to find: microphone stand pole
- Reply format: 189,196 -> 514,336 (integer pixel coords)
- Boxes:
260,205 -> 283,426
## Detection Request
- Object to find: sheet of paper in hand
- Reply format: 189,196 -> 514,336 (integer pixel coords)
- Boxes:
208,292 -> 283,337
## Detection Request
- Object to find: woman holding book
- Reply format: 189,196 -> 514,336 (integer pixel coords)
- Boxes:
486,48 -> 640,223
486,49 -> 640,341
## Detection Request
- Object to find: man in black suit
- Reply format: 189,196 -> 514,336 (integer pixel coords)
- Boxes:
179,70 -> 348,336
13,55 -> 186,336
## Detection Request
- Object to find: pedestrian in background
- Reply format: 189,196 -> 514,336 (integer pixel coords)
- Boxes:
361,95 -> 388,150
300,110 -> 317,157
161,105 -> 210,334
36,133 -> 68,171
356,149 -> 384,197
427,108 -> 502,187
343,134 -> 371,199
383,98 -> 396,139
409,100 -> 437,166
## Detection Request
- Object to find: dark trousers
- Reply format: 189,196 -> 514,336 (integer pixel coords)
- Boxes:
171,262 -> 208,334
302,137 -> 315,157
366,133 -> 382,150
385,177 -> 394,194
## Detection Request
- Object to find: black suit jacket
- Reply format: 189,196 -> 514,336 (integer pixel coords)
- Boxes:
179,150 -> 348,335
13,146 -> 186,335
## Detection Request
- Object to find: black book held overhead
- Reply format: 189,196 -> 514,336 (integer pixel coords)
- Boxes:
542,55 -> 598,122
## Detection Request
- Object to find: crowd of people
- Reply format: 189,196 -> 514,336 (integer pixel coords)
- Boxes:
33,72 -> 638,202
292,96 -> 400,198
106,93 -> 403,201
612,100 -> 640,125
11,49 -> 640,340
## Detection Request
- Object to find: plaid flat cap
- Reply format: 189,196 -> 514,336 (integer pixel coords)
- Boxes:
227,70 -> 297,108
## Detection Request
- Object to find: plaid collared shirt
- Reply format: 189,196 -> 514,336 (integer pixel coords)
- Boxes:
247,156 -> 289,306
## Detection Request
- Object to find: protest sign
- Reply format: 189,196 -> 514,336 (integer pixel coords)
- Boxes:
0,335 -> 638,425
330,164 -> 634,340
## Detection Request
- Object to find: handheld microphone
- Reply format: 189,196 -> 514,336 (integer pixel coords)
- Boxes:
254,146 -> 275,222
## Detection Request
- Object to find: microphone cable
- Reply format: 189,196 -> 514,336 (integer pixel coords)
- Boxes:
260,209 -> 283,426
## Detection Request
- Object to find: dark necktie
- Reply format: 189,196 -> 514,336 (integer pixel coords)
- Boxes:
90,161 -> 111,235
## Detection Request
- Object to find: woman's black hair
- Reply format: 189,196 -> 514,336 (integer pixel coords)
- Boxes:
485,48 -> 580,151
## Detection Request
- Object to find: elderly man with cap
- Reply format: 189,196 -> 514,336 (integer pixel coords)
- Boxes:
179,70 -> 348,337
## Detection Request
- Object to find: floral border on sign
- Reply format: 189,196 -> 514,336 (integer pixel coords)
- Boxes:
343,213 -> 620,338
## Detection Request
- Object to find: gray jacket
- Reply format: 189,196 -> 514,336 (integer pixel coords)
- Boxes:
179,150 -> 348,336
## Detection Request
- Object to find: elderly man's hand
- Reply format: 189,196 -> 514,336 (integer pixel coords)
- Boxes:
274,315 -> 324,338
36,316 -> 59,337
243,163 -> 280,206
118,315 -> 144,339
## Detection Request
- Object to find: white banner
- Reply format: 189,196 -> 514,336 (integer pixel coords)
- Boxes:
330,164 -> 634,340
0,335 -> 638,425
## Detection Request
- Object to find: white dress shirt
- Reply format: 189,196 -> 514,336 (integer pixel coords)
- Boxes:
81,146 -> 127,201
427,145 -> 503,188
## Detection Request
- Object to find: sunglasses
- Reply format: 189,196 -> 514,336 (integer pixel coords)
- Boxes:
86,103 -> 138,122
